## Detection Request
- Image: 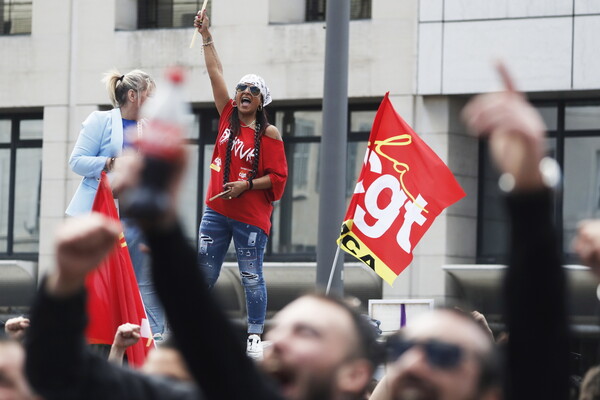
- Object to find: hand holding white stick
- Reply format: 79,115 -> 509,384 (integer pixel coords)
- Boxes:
189,0 -> 209,48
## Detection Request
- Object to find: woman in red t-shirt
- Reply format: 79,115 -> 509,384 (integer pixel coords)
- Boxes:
194,11 -> 288,359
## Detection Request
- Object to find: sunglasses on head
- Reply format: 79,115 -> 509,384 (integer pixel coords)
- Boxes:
236,83 -> 261,97
386,336 -> 464,369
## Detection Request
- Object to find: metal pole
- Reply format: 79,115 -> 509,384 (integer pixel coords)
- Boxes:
316,0 -> 350,296
325,245 -> 342,295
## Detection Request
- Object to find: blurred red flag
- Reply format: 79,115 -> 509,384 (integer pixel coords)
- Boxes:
337,93 -> 465,285
85,172 -> 154,367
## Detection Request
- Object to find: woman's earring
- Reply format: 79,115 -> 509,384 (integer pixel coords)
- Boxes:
258,104 -> 263,111
232,100 -> 237,108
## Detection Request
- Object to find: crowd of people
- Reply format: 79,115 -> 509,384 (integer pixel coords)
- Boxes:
2,9 -> 600,400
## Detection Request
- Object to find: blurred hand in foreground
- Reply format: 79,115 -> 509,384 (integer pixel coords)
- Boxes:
3,317 -> 30,341
462,62 -> 547,192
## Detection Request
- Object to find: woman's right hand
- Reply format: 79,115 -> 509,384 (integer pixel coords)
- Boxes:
194,10 -> 209,36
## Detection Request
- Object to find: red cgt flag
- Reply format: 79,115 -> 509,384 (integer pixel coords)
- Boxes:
337,93 -> 465,285
85,172 -> 154,367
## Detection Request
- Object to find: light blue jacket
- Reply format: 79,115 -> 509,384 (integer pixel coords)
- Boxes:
65,108 -> 124,216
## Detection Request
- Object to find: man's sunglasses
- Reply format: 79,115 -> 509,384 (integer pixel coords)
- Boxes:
386,336 -> 464,369
236,83 -> 261,97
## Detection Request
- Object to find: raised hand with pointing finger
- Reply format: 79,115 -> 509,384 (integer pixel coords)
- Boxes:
463,62 -> 570,400
462,63 -> 547,192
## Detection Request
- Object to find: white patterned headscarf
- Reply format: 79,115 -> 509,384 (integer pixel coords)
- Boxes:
235,74 -> 272,107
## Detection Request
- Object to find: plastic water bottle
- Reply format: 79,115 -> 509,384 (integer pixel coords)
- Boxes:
120,67 -> 191,219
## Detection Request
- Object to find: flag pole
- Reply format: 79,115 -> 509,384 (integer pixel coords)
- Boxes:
316,0 -> 349,296
326,244 -> 342,295
190,0 -> 209,48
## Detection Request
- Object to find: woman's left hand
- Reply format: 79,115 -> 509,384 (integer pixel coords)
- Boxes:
223,181 -> 249,199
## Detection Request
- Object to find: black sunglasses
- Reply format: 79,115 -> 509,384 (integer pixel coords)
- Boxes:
236,83 -> 261,97
386,336 -> 464,369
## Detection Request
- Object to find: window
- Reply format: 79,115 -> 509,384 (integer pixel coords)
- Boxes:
0,114 -> 43,259
138,0 -> 211,29
306,0 -> 371,22
167,108 -> 220,244
1,0 -> 32,35
267,105 -> 375,260
477,101 -> 600,264
186,104 -> 376,261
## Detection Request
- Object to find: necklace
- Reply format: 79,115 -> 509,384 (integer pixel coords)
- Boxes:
136,120 -> 144,138
240,120 -> 256,128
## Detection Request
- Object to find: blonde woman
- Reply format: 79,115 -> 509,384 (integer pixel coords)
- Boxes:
66,70 -> 166,338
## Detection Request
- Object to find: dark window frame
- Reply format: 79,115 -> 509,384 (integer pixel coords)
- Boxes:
0,0 -> 32,35
137,0 -> 211,30
0,111 -> 43,260
306,0 -> 372,22
189,106 -> 220,237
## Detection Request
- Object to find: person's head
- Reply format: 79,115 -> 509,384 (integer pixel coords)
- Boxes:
103,69 -> 155,111
232,73 -> 272,116
142,337 -> 192,383
224,74 -> 272,186
580,366 -> 600,400
383,309 -> 500,400
0,337 -> 39,399
262,293 -> 383,400
230,74 -> 271,136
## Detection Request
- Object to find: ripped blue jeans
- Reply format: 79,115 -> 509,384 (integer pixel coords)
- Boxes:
198,207 -> 268,334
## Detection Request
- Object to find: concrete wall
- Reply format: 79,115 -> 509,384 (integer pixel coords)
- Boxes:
418,0 -> 600,94
3,0 -> 595,302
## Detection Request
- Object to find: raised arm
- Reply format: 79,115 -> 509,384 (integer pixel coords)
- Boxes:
25,214 -> 201,400
195,10 -> 229,115
108,323 -> 141,366
462,62 -> 569,400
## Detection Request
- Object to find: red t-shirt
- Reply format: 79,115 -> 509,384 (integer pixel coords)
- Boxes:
205,100 -> 288,235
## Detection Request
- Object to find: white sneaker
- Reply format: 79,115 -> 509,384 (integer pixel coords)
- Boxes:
246,334 -> 263,360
